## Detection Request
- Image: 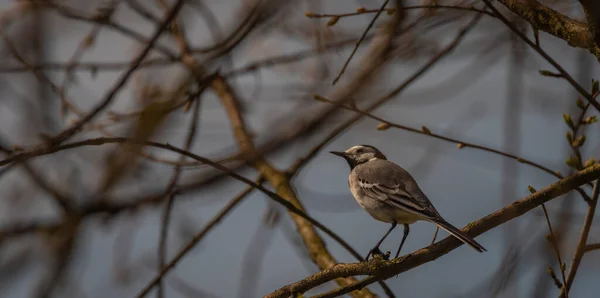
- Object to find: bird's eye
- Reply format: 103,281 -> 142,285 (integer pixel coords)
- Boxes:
356,148 -> 364,154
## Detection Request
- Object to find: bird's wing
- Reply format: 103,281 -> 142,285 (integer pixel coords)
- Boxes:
356,160 -> 439,219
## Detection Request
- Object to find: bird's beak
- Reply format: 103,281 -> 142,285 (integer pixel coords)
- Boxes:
329,151 -> 346,158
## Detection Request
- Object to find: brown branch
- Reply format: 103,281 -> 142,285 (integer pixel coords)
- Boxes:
560,179 -> 600,297
494,0 -> 600,61
311,276 -> 379,298
578,0 -> 600,48
266,163 -> 600,298
153,1 -> 200,296
482,0 -> 600,113
0,221 -> 62,244
585,243 -> 600,252
157,97 -> 202,298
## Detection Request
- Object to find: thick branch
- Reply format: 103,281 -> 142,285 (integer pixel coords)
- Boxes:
266,163 -> 600,298
483,0 -> 600,112
579,0 -> 600,48
212,76 -> 378,298
496,0 -> 600,61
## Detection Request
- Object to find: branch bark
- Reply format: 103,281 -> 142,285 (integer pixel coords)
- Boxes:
560,179 -> 600,297
579,0 -> 600,48
495,0 -> 600,61
266,163 -> 600,298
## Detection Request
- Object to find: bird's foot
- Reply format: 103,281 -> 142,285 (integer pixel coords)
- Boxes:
366,247 -> 390,261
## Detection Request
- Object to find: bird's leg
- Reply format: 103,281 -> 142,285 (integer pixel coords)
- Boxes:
366,222 -> 397,261
394,224 -> 410,259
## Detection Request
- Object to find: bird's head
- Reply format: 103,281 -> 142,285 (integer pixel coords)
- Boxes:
329,144 -> 387,168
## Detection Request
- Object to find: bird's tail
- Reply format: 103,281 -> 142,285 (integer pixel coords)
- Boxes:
432,219 -> 486,252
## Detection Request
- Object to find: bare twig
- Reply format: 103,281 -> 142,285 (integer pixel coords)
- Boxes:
137,176 -> 264,298
331,0 -> 391,85
49,0 -> 186,146
305,4 -> 495,19
584,243 -> 600,252
288,12 -> 482,176
560,179 -> 600,297
540,203 -> 568,298
481,0 -> 600,112
212,75 -> 380,297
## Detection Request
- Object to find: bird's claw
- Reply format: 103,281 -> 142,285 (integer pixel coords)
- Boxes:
365,247 -> 390,261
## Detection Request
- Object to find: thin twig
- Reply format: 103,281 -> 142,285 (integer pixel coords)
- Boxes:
288,12 -> 482,176
540,203 -> 568,298
137,176 -> 263,298
331,0 -> 391,85
313,95 -> 559,178
560,179 -> 600,297
306,5 -> 495,19
481,0 -> 600,112
584,243 -> 600,252
49,0 -> 186,146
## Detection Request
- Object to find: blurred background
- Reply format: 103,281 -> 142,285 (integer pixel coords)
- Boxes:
0,0 -> 599,297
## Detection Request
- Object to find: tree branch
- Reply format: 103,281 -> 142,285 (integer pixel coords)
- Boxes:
578,0 -> 600,48
266,163 -> 600,298
482,0 -> 600,113
47,0 -> 186,146
560,179 -> 600,297
495,0 -> 600,61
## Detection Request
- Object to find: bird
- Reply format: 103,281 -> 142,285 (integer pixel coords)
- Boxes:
330,144 -> 486,260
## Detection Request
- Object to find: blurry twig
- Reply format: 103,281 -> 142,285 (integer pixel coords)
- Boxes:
311,94 -> 566,180
331,0 -> 391,85
156,95 -> 201,295
137,176 -> 263,298
481,0 -> 600,112
154,2 -> 204,296
212,75 -> 381,298
40,1 -> 177,57
540,203 -> 568,297
237,207 -> 278,298
287,12 -> 482,177
305,4 -> 495,19
585,243 -> 600,252
60,0 -> 119,118
48,0 -> 186,147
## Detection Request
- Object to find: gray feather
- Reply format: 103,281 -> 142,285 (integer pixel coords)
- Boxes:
354,159 -> 441,220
